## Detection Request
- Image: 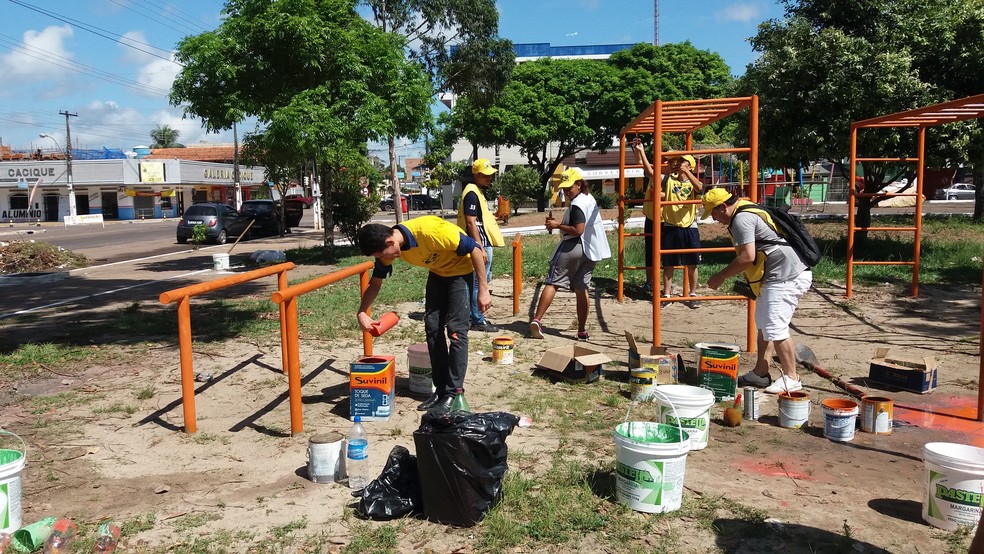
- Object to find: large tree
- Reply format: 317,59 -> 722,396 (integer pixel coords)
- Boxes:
170,0 -> 431,258
738,0 -> 984,232
359,0 -> 512,222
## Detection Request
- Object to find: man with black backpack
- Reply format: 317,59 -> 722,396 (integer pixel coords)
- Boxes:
701,188 -> 813,394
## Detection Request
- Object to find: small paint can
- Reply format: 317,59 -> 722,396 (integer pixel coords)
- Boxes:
861,396 -> 893,435
629,368 -> 657,401
742,386 -> 759,421
307,432 -> 344,483
491,337 -> 514,365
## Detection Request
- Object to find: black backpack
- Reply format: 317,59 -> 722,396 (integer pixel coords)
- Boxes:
731,203 -> 822,267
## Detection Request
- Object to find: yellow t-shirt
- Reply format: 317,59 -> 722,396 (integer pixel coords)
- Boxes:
376,216 -> 476,278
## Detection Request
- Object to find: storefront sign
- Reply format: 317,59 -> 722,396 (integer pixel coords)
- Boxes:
1,209 -> 43,219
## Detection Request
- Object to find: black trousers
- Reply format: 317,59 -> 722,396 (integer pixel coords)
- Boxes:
424,271 -> 471,396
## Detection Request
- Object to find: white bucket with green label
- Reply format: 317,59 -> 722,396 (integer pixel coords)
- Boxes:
0,430 -> 26,534
652,385 -> 715,450
922,442 -> 984,531
407,343 -> 435,394
613,422 -> 691,513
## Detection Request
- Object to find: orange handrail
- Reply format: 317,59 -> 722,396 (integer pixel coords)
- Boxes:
270,261 -> 375,435
159,262 -> 295,434
512,234 -> 523,315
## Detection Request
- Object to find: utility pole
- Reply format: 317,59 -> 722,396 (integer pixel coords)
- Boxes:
233,121 -> 242,210
654,0 -> 660,46
61,110 -> 78,221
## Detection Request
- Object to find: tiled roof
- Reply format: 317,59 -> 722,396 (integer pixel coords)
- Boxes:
146,146 -> 235,162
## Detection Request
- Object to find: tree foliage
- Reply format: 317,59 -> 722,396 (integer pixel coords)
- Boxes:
150,125 -> 183,148
495,165 -> 542,214
170,0 -> 431,258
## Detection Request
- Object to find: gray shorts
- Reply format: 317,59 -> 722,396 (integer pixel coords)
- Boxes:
546,239 -> 597,290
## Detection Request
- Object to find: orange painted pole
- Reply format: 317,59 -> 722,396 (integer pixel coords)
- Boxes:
512,234 -> 522,315
847,127 -> 858,298
279,269 -> 288,374
160,262 -> 294,304
617,134 -> 627,302
177,296 -> 196,433
912,126 -> 926,297
653,99 -> 663,346
746,95 -> 760,353
979,263 -> 984,421
360,270 -> 372,356
286,296 -> 303,435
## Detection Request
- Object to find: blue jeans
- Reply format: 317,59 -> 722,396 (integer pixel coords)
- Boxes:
469,245 -> 493,325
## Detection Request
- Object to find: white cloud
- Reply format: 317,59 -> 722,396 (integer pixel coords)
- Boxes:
120,31 -> 156,64
715,2 -> 763,24
136,57 -> 181,98
0,25 -> 75,78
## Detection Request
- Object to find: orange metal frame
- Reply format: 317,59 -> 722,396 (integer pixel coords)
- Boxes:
846,93 -> 984,421
271,261 -> 376,435
512,234 -> 523,315
159,262 -> 295,434
616,96 -> 760,350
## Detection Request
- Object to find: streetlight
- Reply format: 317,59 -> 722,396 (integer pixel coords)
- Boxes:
40,133 -> 77,221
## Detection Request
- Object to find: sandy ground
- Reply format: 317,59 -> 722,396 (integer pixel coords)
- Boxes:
1,211 -> 983,552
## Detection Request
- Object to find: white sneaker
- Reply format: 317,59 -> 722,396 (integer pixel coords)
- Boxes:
764,375 -> 803,394
738,371 -> 771,388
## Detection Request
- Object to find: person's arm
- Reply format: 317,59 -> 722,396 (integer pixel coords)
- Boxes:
471,246 -> 492,312
546,219 -> 586,236
356,277 -> 384,331
678,165 -> 704,193
631,140 -> 656,180
707,242 -> 755,290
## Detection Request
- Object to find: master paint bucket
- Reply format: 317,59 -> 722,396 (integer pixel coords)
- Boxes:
652,385 -> 715,450
694,342 -> 740,401
407,343 -> 435,395
821,398 -> 859,442
922,442 -> 984,531
861,396 -> 893,435
0,430 -> 26,534
613,422 -> 691,513
307,432 -> 344,484
212,252 -> 230,271
629,368 -> 657,401
491,337 -> 514,365
778,391 -> 811,429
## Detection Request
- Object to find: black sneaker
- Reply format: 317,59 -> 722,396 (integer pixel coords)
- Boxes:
471,322 -> 499,332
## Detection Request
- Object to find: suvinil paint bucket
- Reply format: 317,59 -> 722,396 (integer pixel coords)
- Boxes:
778,391 -> 811,429
652,385 -> 715,450
821,398 -> 859,442
0,430 -> 27,534
407,343 -> 435,395
491,337 -> 514,365
922,442 -> 984,531
629,368 -> 657,401
694,342 -> 740,401
212,252 -> 230,270
307,432 -> 344,484
861,396 -> 893,435
613,422 -> 691,513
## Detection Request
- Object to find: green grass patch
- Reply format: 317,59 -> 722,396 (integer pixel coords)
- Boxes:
342,523 -> 399,553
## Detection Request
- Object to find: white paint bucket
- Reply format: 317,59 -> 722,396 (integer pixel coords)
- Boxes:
407,343 -> 435,394
922,442 -> 984,531
212,253 -> 230,271
0,430 -> 27,534
821,398 -> 859,442
651,385 -> 715,450
613,422 -> 691,513
778,391 -> 811,429
307,432 -> 344,484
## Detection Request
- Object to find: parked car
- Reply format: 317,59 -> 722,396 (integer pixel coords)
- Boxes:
379,193 -> 442,211
939,183 -> 976,201
240,199 -> 304,235
176,203 -> 249,245
284,194 -> 314,208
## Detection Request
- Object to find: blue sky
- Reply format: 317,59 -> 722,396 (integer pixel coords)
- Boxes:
1,0 -> 783,154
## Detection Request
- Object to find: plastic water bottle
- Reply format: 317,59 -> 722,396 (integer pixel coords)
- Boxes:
346,416 -> 369,490
43,519 -> 77,554
450,388 -> 471,413
91,523 -> 121,553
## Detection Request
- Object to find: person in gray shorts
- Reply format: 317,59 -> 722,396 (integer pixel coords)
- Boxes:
529,168 -> 611,340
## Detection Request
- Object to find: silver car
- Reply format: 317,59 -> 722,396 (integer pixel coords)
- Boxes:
941,183 -> 976,200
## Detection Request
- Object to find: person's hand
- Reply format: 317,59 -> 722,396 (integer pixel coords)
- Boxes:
478,288 -> 492,313
357,311 -> 375,332
545,216 -> 557,230
707,274 -> 724,290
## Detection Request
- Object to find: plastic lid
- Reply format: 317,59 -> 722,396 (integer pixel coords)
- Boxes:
353,416 -> 361,423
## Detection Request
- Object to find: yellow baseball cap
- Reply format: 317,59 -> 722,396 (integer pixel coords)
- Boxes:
701,188 -> 733,219
557,167 -> 584,189
681,154 -> 696,168
472,158 -> 497,176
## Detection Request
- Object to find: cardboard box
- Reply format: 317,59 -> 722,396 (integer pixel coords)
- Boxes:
535,345 -> 611,384
350,355 -> 396,421
868,347 -> 937,394
624,331 -> 678,384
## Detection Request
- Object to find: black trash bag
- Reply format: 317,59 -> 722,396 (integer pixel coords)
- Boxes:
355,445 -> 421,520
413,411 -> 519,527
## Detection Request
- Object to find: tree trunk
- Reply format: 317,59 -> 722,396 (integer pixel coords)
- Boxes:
321,162 -> 335,263
389,135 -> 403,225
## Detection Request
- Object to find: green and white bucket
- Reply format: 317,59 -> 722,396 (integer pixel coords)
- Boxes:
923,442 -> 984,531
0,430 -> 27,534
614,422 -> 691,513
652,385 -> 715,450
